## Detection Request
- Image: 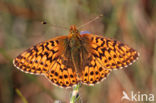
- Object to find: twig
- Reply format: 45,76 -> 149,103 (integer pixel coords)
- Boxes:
70,84 -> 81,103
15,88 -> 28,103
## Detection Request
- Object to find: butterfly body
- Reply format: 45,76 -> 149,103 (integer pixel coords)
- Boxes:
13,25 -> 139,88
63,25 -> 89,78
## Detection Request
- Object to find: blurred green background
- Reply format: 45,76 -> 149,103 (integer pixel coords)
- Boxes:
0,0 -> 156,103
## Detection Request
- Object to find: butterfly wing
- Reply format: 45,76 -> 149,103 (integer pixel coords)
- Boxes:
82,34 -> 139,70
13,36 -> 78,88
81,53 -> 111,85
80,34 -> 139,85
45,54 -> 79,88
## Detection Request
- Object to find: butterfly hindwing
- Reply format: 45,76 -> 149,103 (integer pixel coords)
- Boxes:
45,54 -> 79,88
81,53 -> 111,85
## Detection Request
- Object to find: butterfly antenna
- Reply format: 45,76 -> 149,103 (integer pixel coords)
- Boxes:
78,14 -> 103,29
41,21 -> 68,30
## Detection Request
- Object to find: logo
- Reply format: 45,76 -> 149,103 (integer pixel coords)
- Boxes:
121,91 -> 155,102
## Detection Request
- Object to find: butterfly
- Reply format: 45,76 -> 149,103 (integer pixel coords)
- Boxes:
13,25 -> 139,88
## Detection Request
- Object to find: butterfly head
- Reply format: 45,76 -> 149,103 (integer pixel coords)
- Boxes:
69,25 -> 80,38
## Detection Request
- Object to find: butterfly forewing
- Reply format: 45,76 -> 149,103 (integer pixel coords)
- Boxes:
81,34 -> 139,70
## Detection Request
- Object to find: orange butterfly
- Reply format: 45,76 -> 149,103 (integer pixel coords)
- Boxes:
13,25 -> 139,88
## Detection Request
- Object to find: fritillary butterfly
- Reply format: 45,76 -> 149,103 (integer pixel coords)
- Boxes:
13,25 -> 139,88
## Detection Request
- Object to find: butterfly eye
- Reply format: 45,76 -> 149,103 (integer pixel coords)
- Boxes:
71,30 -> 79,34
